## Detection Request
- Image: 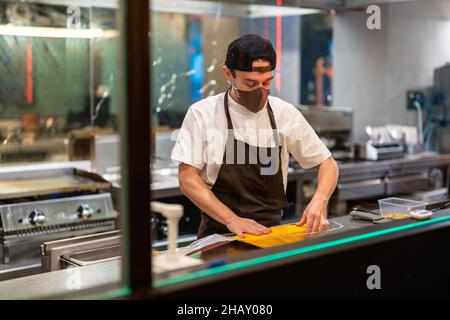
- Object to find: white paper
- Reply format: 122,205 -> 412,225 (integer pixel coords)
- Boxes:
176,233 -> 236,256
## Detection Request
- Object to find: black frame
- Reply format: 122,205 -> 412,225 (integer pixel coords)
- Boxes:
121,0 -> 152,293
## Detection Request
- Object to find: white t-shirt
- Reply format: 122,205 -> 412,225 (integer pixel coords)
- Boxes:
171,92 -> 331,190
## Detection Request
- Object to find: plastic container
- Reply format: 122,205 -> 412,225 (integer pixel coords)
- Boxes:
378,197 -> 427,216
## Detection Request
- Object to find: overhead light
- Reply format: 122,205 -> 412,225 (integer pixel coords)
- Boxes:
0,25 -> 119,39
247,5 -> 320,18
25,0 -> 327,14
151,0 -> 322,18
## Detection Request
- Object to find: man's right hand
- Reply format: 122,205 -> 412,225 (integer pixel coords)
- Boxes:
226,216 -> 272,238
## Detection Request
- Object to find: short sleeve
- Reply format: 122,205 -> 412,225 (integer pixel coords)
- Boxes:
171,106 -> 205,170
286,108 -> 332,169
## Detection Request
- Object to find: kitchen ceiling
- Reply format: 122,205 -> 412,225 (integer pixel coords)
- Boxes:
0,0 -> 420,11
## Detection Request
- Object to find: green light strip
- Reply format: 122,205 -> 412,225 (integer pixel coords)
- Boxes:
154,215 -> 450,288
87,287 -> 132,300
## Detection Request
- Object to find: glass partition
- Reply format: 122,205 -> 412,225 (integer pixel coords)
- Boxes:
0,0 -> 127,299
0,0 -> 119,167
149,0 -> 450,292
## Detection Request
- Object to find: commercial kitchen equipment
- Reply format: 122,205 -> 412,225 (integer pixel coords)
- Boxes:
298,106 -> 354,160
432,63 -> 450,124
0,167 -> 117,280
42,201 -> 202,274
290,153 -> 450,214
428,63 -> 450,153
357,140 -> 404,161
0,167 -> 111,201
41,230 -> 121,272
355,125 -> 405,161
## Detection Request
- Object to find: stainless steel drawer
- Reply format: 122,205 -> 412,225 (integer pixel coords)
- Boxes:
385,174 -> 428,195
337,179 -> 385,200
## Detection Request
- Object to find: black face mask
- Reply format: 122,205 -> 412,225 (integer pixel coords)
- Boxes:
231,85 -> 270,113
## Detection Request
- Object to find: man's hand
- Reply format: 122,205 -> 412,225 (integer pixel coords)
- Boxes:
296,196 -> 330,234
297,157 -> 338,235
226,216 -> 272,238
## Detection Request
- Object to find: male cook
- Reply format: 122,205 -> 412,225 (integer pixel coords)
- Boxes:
172,34 -> 339,239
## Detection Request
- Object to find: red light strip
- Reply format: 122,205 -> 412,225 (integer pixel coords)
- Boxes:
276,0 -> 282,93
264,17 -> 269,40
26,37 -> 33,104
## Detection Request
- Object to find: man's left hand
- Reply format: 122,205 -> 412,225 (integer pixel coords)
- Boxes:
296,196 -> 330,234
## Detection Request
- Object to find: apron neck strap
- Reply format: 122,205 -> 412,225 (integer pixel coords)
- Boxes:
224,88 -> 234,130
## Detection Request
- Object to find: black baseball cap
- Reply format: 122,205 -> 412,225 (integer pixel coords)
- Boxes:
225,34 -> 276,72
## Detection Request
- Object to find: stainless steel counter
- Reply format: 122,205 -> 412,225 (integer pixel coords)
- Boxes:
49,152 -> 447,201
150,152 -> 450,197
150,153 -> 450,219
0,160 -> 91,173
0,259 -> 121,299
290,152 -> 450,180
5,151 -> 446,201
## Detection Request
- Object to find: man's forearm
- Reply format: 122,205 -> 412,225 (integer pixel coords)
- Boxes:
312,156 -> 339,206
179,171 -> 238,225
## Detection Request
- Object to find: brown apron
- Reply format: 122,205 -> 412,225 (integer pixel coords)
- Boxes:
197,89 -> 287,238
